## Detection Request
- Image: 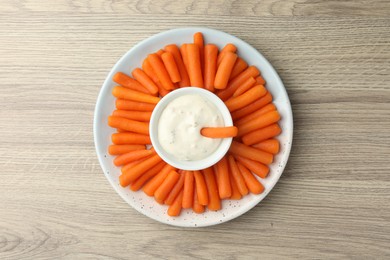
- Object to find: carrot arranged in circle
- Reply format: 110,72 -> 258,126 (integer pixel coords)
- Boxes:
237,162 -> 264,194
217,43 -> 237,65
193,170 -> 209,206
215,156 -> 231,199
112,72 -> 150,94
193,189 -> 206,214
201,126 -> 238,138
229,141 -> 273,165
111,132 -> 151,145
242,123 -> 282,146
115,99 -> 156,111
131,68 -> 159,95
161,52 -> 181,83
231,91 -> 273,120
202,167 -> 221,211
186,44 -> 204,88
112,86 -> 160,104
108,116 -> 149,135
142,163 -> 173,196
142,59 -> 160,83
182,171 -> 195,209
203,44 -> 218,92
253,138 -> 280,155
168,189 -> 184,217
255,75 -> 266,85
112,110 -> 151,122
228,155 -> 248,196
237,110 -> 281,137
232,77 -> 256,97
164,171 -> 185,205
214,52 -> 238,89
147,53 -> 175,90
121,155 -> 154,174
164,44 -> 190,87
180,44 -> 189,71
230,57 -> 248,79
130,161 -> 167,191
154,170 -> 181,204
225,85 -> 267,112
234,155 -> 269,179
113,149 -> 154,167
108,144 -> 145,155
235,103 -> 276,126
193,32 -> 204,71
229,171 -> 242,200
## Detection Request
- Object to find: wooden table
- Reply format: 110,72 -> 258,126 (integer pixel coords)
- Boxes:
1,1 -> 389,259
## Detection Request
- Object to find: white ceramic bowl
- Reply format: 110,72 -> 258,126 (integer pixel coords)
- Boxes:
94,27 -> 293,227
149,87 -> 233,171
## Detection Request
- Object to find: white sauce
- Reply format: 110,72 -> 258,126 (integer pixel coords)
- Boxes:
158,94 -> 223,161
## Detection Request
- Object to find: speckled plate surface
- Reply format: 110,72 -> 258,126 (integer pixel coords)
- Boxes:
94,27 -> 293,227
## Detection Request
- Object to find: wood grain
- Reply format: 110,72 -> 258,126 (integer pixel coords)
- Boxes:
1,1 -> 390,259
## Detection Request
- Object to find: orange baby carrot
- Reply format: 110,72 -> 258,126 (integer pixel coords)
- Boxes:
112,86 -> 160,104
119,154 -> 162,187
214,52 -> 238,89
108,116 -> 149,135
147,53 -> 175,90
108,144 -> 145,155
200,126 -> 238,138
112,110 -> 151,122
193,189 -> 205,214
217,43 -> 237,65
121,155 -> 153,174
142,59 -> 159,83
115,99 -> 156,111
161,52 -> 181,83
111,132 -> 151,145
231,92 -> 273,120
131,68 -> 159,95
202,167 -> 221,211
225,85 -> 267,112
182,171 -> 195,209
167,189 -> 184,217
242,123 -> 282,146
193,170 -> 208,206
186,44 -> 204,88
237,161 -> 264,194
232,77 -> 256,97
112,72 -> 150,94
255,75 -> 266,85
203,44 -> 218,92
229,57 -> 248,79
229,141 -> 273,165
130,161 -> 167,191
237,110 -> 281,137
164,44 -> 190,87
228,155 -> 248,196
252,138 -> 280,155
235,103 -> 276,126
164,171 -> 185,205
217,66 -> 260,101
113,149 -> 153,166
215,156 -> 231,199
156,49 -> 165,56
234,155 -> 269,179
193,32 -> 204,71
142,164 -> 173,196
229,170 -> 242,200
154,170 -> 180,204
180,44 -> 189,72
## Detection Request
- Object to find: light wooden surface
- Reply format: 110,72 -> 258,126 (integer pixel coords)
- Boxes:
1,1 -> 389,259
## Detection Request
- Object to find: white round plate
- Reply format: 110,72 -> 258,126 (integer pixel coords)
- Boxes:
94,27 -> 293,227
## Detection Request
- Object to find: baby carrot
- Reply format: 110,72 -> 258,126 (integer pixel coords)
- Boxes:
193,32 -> 204,72
130,161 -> 167,191
154,170 -> 181,204
234,155 -> 269,179
217,43 -> 237,65
217,66 -> 260,101
108,144 -> 145,155
193,189 -> 205,214
182,171 -> 195,209
193,170 -> 208,206
167,189 -> 184,217
112,72 -> 150,94
255,75 -> 266,85
113,149 -> 153,167
112,86 -> 160,104
225,85 -> 267,112
121,155 -> 153,174
147,53 -> 175,90
228,155 -> 248,196
112,110 -> 152,122
235,103 -> 276,126
237,110 -> 281,137
164,44 -> 190,87
164,171 -> 185,205
108,116 -> 149,135
119,154 -> 162,187
252,138 -> 280,155
231,92 -> 273,120
132,68 -> 159,95
203,44 -> 218,92
115,99 -> 156,111
232,77 -> 256,97
200,126 -> 238,138
229,141 -> 273,165
214,52 -> 238,89
186,44 -> 204,88
180,44 -> 189,72
242,123 -> 282,146
229,171 -> 242,200
202,167 -> 221,211
229,57 -> 248,79
161,52 -> 181,83
111,132 -> 151,145
142,164 -> 173,196
237,161 -> 264,194
215,156 -> 231,199
142,59 -> 159,83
